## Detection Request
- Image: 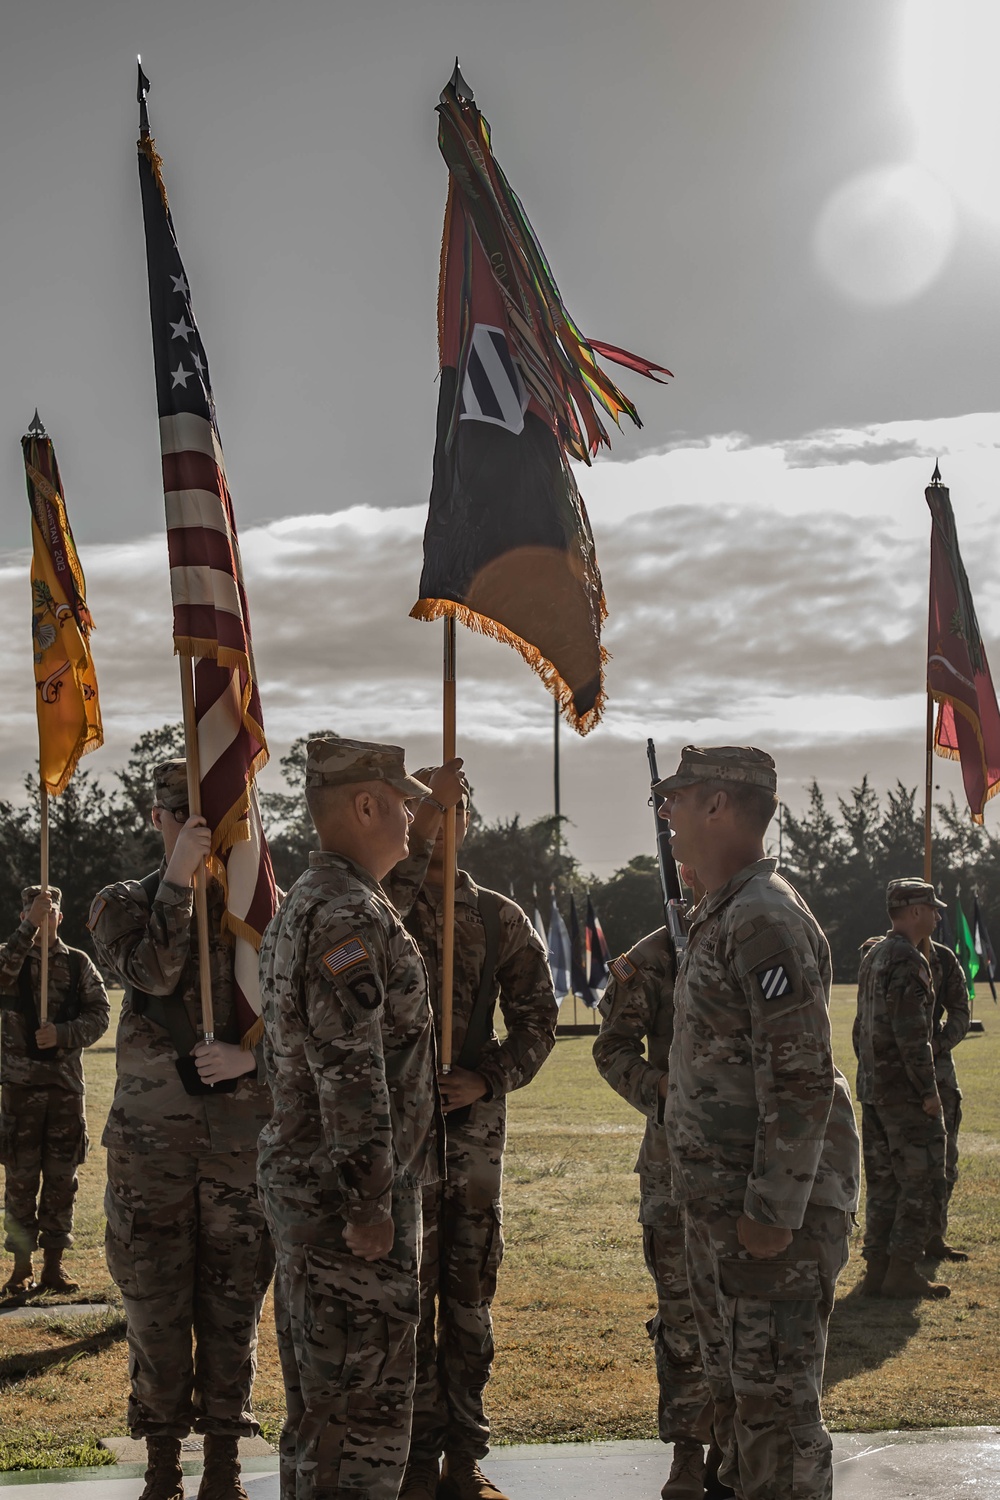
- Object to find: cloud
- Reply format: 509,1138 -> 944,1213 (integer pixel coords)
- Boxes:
4,412 -> 1000,877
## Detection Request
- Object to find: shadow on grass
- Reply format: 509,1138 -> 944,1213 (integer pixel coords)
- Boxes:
825,1286 -> 920,1388
0,1309 -> 128,1390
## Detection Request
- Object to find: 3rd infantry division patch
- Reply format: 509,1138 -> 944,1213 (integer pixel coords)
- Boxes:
757,964 -> 792,1000
322,938 -> 372,978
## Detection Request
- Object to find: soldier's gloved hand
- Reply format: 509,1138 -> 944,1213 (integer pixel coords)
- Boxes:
166,815 -> 213,886
736,1214 -> 793,1259
26,890 -> 58,930
35,1022 -> 58,1049
438,1065 -> 488,1111
193,1039 -> 257,1083
344,1219 -> 395,1261
923,1093 -> 944,1119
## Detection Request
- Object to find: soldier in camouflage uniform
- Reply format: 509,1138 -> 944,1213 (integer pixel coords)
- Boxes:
853,878 -> 950,1302
593,883 -> 734,1500
0,885 -> 109,1296
386,763 -> 558,1500
90,761 -> 275,1500
926,938 -> 970,1262
258,735 -> 441,1500
659,746 -> 860,1500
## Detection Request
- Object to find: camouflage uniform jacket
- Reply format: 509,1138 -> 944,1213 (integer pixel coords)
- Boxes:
385,837 -> 557,1098
665,858 -> 859,1229
592,927 -> 675,1198
257,850 -> 441,1236
89,864 -> 271,1154
0,925 -> 109,1093
930,940 -> 970,1091
854,931 -> 938,1107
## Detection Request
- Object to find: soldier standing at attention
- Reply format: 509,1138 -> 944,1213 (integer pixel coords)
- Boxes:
593,864 -> 733,1500
853,879 -> 950,1300
0,885 -> 109,1296
926,936 -> 970,1262
90,761 -> 275,1500
257,736 -> 441,1500
659,746 -> 860,1500
386,764 -> 558,1500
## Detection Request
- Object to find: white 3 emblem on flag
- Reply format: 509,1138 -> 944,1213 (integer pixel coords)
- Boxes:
758,964 -> 791,1000
460,324 -> 529,435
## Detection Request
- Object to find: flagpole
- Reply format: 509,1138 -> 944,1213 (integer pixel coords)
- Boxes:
924,694 -> 934,885
440,616 -> 457,1073
553,699 -> 561,823
39,783 -> 49,1024
179,657 -> 216,1041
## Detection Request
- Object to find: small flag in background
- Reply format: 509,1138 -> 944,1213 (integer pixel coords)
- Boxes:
547,894 -> 572,997
586,896 -> 611,1000
953,894 -> 980,1003
532,899 -> 548,951
136,67 -> 276,1045
973,894 -> 998,1002
569,896 -> 593,1006
23,414 -> 103,796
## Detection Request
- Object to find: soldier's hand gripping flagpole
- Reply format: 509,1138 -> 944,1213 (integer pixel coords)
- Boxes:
647,739 -> 688,956
440,617 -> 457,1072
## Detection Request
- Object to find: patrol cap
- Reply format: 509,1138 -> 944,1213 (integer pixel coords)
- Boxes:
415,766 -> 472,811
652,745 -> 777,796
306,735 -> 432,799
152,759 -> 190,813
886,877 -> 948,913
21,885 -> 62,909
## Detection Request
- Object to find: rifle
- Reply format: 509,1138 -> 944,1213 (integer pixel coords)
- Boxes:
647,739 -> 688,956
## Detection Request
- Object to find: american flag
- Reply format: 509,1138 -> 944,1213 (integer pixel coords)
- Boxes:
137,76 -> 276,1044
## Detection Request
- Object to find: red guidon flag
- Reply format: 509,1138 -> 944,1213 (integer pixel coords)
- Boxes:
926,464 -> 1000,823
136,67 -> 276,1043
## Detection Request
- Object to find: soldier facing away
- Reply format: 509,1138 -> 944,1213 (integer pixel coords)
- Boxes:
385,763 -> 558,1500
926,937 -> 971,1262
90,760 -> 275,1500
0,884 -> 109,1296
659,745 -> 860,1500
593,862 -> 733,1500
853,878 -> 951,1300
257,735 -> 441,1500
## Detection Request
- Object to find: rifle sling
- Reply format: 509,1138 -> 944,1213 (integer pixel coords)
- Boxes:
17,949 -> 82,1061
456,887 -> 503,1072
127,870 -> 204,1059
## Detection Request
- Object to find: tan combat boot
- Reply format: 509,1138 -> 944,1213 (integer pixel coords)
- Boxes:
924,1235 -> 969,1262
440,1454 -> 510,1500
858,1251 -> 890,1296
399,1454 -> 441,1499
880,1256 -> 950,1300
138,1437 -> 184,1500
197,1434 -> 248,1500
2,1251 -> 36,1298
40,1248 -> 80,1293
661,1438 -> 707,1499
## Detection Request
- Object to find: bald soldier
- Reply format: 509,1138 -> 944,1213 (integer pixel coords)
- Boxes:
90,761 -> 275,1500
853,879 -> 950,1300
0,885 -> 109,1296
593,864 -> 732,1500
258,735 -> 442,1500
659,746 -> 860,1500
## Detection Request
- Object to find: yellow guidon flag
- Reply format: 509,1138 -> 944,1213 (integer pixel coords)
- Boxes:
22,413 -> 103,796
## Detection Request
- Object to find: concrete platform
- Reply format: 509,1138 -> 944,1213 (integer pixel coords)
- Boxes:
1,1429 -> 999,1494
0,1304 -> 112,1324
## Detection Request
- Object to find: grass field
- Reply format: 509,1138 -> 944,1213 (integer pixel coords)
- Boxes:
1,986 -> 999,1468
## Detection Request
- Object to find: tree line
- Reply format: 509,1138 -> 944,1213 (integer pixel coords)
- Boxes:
0,725 -> 995,981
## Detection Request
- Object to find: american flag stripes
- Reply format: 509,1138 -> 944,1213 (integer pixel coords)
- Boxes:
137,95 -> 276,1045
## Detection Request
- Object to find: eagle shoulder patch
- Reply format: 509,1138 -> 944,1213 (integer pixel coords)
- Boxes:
757,964 -> 792,1001
322,938 -> 372,978
609,954 -> 638,985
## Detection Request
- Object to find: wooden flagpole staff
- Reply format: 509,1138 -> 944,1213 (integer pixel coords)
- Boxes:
179,657 -> 216,1042
39,783 -> 50,1025
440,616 -> 458,1073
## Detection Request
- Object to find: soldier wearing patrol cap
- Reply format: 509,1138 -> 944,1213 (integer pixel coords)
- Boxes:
0,884 -> 109,1296
90,760 -> 275,1500
657,746 -> 860,1500
853,877 -> 951,1301
257,734 -> 442,1500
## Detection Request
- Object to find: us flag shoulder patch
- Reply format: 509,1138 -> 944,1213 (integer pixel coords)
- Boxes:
323,938 -> 372,978
609,954 -> 638,985
86,896 -> 107,932
757,964 -> 792,1001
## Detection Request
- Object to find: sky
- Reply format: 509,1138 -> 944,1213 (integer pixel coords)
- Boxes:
3,0 -> 1000,878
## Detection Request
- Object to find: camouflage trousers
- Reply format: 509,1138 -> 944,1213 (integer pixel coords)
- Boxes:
684,1201 -> 851,1500
270,1183 -> 422,1500
0,1083 -> 87,1253
933,1084 -> 962,1240
104,1146 -> 274,1438
860,1101 -> 947,1261
640,1195 -> 713,1445
409,1103 -> 505,1466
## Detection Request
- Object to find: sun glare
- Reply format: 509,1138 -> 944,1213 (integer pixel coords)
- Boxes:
901,0 -> 1000,225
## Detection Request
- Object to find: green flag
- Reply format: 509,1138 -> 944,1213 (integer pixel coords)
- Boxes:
954,897 -> 980,1001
